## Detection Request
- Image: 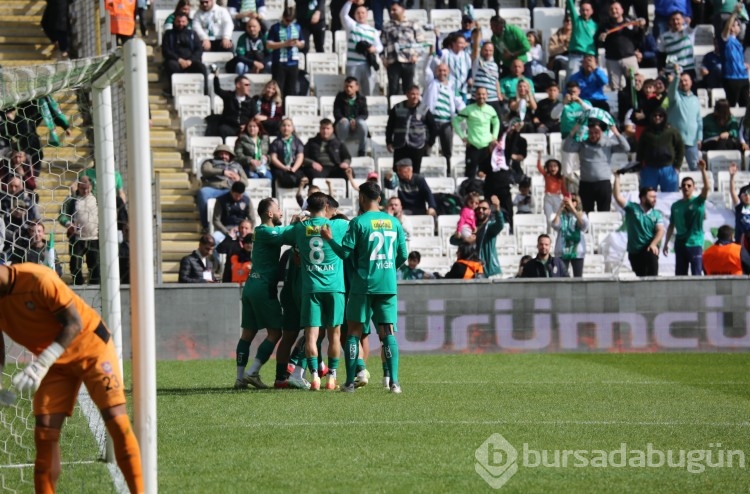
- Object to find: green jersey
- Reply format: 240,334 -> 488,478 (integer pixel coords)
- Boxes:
624,202 -> 664,253
283,217 -> 347,294
250,224 -> 291,283
329,211 -> 408,295
670,195 -> 706,248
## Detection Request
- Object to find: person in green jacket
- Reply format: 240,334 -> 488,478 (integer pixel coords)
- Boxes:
490,15 -> 531,74
701,99 -> 742,152
565,0 -> 597,78
450,195 -> 505,277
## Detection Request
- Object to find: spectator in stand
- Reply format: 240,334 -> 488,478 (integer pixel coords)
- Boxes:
226,0 -> 267,30
423,62 -> 465,176
551,193 -> 588,277
721,5 -> 749,108
563,119 -> 629,213
0,150 -> 36,192
618,71 -> 644,129
613,176 -> 665,277
249,80 -> 284,137
666,66 -> 702,171
698,40 -> 723,90
445,244 -> 485,279
629,78 -> 665,141
0,105 -> 46,174
513,177 -> 534,214
534,83 -> 562,134
303,118 -> 352,181
385,158 -> 437,216
386,85 -> 437,175
340,0 -> 382,97
41,0 -> 70,59
456,191 -> 480,240
433,32 -> 473,104
656,12 -> 695,79
596,1 -> 645,91
58,177 -> 99,285
333,77 -> 369,157
386,196 -> 412,240
1,176 -> 40,251
525,30 -> 548,77
536,152 -> 567,229
713,0 -> 743,44
702,99 -> 743,152
8,221 -> 62,276
568,54 -> 610,111
269,118 -> 305,189
489,15 -> 530,75
106,0 -> 136,45
451,196 -> 505,277
235,119 -> 272,180
193,0 -> 234,52
267,7 -> 305,98
483,119 -> 526,228
507,80 -> 537,133
653,0 -> 692,39
703,225 -> 743,275
559,81 -> 592,186
515,255 -> 532,277
295,0 -> 326,54
635,31 -> 658,68
163,0 -> 192,31
178,234 -> 218,283
663,160 -> 709,276
565,0 -> 598,77
398,251 -> 433,280
380,1 -> 424,98
216,220 -> 254,282
520,234 -> 569,278
196,144 -> 249,231
226,18 -> 268,76
636,107 -> 684,193
212,181 -> 255,246
499,59 -> 534,101
211,71 -> 254,140
162,12 -> 207,97
452,87 -> 500,179
728,163 -> 750,243
471,40 -> 502,119
548,16 -> 572,77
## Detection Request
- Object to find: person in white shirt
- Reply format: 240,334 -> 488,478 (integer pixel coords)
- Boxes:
193,0 -> 234,52
423,61 -> 465,175
340,0 -> 383,96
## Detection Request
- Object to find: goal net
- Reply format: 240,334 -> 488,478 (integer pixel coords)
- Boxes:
0,54 -> 131,493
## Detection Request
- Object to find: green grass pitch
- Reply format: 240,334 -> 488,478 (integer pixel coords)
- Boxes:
2,353 -> 749,493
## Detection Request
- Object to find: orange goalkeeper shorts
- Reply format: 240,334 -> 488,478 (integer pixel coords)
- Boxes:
33,322 -> 127,417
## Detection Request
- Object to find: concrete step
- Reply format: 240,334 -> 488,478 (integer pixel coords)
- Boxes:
162,231 -> 201,241
0,50 -> 53,61
161,210 -> 199,221
161,239 -> 197,252
161,221 -> 201,233
162,273 -> 179,283
161,261 -> 181,274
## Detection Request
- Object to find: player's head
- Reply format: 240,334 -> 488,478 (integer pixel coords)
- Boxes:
358,181 -> 381,208
326,194 -> 340,218
306,191 -> 329,214
258,197 -> 282,225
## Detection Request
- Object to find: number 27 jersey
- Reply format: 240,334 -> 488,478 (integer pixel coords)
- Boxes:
341,211 -> 408,295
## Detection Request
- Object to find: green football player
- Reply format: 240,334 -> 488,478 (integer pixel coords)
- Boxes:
282,192 -> 349,390
234,198 -> 290,389
321,181 -> 408,393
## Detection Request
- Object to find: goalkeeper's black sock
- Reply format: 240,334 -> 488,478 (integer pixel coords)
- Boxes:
275,362 -> 287,382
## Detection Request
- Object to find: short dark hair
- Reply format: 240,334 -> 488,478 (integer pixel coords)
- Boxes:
282,6 -> 296,19
680,176 -> 694,187
234,75 -> 249,85
638,186 -> 656,199
319,118 -> 333,127
359,181 -> 381,201
199,234 -> 215,246
537,234 -> 551,243
307,191 -> 328,213
257,197 -> 275,219
407,85 -> 421,93
457,244 -> 478,260
717,225 -> 734,242
231,181 -> 246,194
344,76 -> 359,85
408,251 -> 421,262
566,80 -> 580,90
173,11 -> 189,20
326,194 -> 339,209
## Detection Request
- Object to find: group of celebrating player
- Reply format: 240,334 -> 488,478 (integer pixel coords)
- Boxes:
234,181 -> 408,393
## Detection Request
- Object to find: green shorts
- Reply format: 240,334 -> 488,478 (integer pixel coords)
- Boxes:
301,292 -> 345,328
241,278 -> 282,330
346,293 -> 397,326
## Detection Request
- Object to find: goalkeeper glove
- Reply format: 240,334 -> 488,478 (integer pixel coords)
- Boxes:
12,342 -> 65,393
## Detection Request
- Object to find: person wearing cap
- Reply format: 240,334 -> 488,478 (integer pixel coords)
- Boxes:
197,144 -> 249,231
423,61 -> 465,176
303,118 -> 353,181
210,72 -> 254,140
340,0 -> 382,97
452,86 -> 500,179
386,85 -> 437,174
565,0 -> 597,77
385,158 -> 437,216
563,119 -> 629,213
703,225 -> 743,276
636,107 -> 684,192
380,2 -> 425,98
489,15 -> 530,74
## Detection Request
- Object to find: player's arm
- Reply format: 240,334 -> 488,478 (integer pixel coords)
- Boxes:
320,224 -> 352,259
698,159 -> 710,200
395,227 -> 408,268
662,221 -> 674,256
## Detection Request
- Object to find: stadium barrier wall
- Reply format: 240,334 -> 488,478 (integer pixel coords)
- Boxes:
74,277 -> 750,359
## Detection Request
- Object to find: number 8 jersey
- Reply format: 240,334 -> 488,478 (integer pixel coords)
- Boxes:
283,216 -> 348,294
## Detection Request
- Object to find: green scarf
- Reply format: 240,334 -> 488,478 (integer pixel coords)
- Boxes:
39,96 -> 69,147
560,213 -> 581,261
283,136 -> 294,166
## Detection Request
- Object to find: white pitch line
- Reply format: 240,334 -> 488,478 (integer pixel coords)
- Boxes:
414,381 -> 750,385
0,460 -> 100,470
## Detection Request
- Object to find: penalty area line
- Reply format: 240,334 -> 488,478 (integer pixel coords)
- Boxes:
0,460 -> 100,470
233,419 -> 750,429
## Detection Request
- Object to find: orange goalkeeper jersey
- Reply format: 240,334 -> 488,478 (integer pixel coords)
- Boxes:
0,263 -> 101,359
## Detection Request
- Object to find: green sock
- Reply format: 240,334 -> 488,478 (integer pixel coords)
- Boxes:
345,335 -> 360,385
256,339 -> 276,364
356,358 -> 366,373
382,361 -> 389,378
383,335 -> 399,384
290,339 -> 306,366
307,356 -> 319,376
236,339 -> 250,367
328,357 -> 339,375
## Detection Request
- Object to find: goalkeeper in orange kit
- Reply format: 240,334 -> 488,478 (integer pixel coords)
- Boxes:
0,263 -> 143,494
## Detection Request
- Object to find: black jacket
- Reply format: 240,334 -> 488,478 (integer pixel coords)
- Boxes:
178,250 -> 218,283
214,77 -> 255,127
386,101 -> 436,150
597,18 -> 643,60
303,134 -> 352,169
333,91 -> 368,122
162,27 -> 203,65
520,256 -> 569,278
